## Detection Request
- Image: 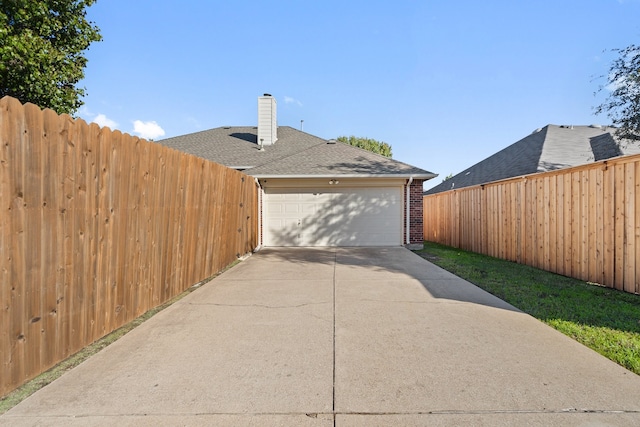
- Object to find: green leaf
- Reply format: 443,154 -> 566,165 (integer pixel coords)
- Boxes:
0,0 -> 102,114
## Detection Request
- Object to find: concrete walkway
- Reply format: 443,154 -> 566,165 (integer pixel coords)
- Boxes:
2,247 -> 640,426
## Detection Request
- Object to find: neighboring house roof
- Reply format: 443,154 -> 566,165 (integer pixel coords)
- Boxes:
425,124 -> 640,195
159,126 -> 436,179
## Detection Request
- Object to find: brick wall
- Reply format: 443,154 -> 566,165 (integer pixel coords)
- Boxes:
403,179 -> 425,245
409,179 -> 424,244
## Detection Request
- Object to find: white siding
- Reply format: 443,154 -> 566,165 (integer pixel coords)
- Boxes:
257,95 -> 277,146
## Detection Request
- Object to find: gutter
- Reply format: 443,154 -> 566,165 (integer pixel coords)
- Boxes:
254,178 -> 263,251
249,173 -> 437,180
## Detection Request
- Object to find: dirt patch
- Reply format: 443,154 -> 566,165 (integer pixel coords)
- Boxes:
415,252 -> 441,262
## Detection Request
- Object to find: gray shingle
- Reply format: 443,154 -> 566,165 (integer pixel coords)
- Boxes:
590,133 -> 622,161
425,125 -> 640,195
159,126 -> 436,179
158,126 -> 322,169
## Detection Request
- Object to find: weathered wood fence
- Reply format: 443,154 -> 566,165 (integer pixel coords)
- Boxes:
424,153 -> 640,295
0,96 -> 258,397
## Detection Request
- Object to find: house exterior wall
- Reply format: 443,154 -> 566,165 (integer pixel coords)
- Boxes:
255,177 -> 427,248
257,177 -> 409,247
407,179 -> 424,249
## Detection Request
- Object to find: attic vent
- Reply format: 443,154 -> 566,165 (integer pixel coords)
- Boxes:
327,139 -> 337,144
590,124 -> 603,129
223,127 -> 231,129
532,128 -> 542,134
560,125 -> 574,129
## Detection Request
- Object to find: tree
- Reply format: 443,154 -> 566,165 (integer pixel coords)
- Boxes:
0,0 -> 102,114
595,44 -> 640,141
337,136 -> 392,158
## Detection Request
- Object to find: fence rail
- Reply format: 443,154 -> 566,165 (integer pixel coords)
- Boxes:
0,96 -> 258,397
424,153 -> 640,295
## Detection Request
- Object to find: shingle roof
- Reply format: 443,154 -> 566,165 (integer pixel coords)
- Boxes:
425,124 -> 640,195
158,126 -> 321,169
158,126 -> 436,179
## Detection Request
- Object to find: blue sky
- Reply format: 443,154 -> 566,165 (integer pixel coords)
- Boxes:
78,0 -> 640,190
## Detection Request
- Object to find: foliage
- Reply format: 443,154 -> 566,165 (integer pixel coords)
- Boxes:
0,0 -> 102,114
416,241 -> 640,375
442,173 -> 453,182
595,44 -> 640,141
337,135 -> 392,158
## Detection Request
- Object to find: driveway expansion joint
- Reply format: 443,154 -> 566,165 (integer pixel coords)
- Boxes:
4,247 -> 640,425
8,409 -> 637,419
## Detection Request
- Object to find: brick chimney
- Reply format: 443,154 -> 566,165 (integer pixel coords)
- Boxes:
258,94 -> 277,147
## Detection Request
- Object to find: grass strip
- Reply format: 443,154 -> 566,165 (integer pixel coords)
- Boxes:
0,260 -> 240,414
415,241 -> 640,375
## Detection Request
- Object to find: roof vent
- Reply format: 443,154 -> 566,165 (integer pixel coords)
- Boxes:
327,139 -> 337,144
590,124 -> 603,129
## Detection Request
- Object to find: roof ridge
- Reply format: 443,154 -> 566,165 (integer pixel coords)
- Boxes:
332,138 -> 429,170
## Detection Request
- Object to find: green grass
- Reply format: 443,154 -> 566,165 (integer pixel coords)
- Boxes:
416,241 -> 640,375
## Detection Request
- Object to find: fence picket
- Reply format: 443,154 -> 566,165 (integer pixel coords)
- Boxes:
636,161 -> 640,294
0,97 -> 257,397
424,153 -> 640,295
624,162 -> 636,293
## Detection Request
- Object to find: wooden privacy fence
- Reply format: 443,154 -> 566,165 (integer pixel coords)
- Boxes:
424,153 -> 640,295
0,96 -> 258,397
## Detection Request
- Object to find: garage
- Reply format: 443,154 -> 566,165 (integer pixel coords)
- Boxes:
263,186 -> 403,247
161,96 -> 436,250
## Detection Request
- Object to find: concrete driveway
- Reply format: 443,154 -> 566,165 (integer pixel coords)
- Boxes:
2,247 -> 640,426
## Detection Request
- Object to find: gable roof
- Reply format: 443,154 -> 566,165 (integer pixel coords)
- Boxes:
159,126 -> 436,179
425,124 -> 640,195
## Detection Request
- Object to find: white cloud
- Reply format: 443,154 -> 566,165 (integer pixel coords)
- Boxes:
78,107 -> 119,130
284,96 -> 303,106
93,114 -> 119,129
132,120 -> 166,140
78,105 -> 93,118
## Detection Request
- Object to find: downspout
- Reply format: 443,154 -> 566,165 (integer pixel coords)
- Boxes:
406,177 -> 413,245
254,178 -> 262,251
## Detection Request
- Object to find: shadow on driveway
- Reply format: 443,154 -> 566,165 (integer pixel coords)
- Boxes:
258,247 -> 520,312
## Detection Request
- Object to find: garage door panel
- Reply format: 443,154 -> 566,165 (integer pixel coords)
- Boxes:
264,187 -> 402,247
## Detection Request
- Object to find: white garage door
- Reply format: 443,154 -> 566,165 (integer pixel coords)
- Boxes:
264,187 -> 402,246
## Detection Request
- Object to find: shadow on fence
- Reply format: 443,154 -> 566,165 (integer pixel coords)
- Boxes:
0,96 -> 258,397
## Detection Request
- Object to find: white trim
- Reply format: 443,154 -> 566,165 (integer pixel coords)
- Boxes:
259,177 -> 406,188
254,178 -> 263,251
251,173 -> 437,180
